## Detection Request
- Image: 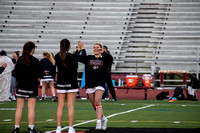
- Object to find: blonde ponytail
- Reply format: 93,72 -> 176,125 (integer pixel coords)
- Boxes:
43,51 -> 55,66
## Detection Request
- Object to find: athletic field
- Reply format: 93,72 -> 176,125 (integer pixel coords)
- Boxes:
0,99 -> 200,133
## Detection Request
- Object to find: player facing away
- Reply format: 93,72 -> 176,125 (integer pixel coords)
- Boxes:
55,39 -> 86,133
11,42 -> 40,133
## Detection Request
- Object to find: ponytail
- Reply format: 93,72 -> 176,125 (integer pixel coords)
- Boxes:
43,51 -> 55,66
59,39 -> 70,67
22,41 -> 36,66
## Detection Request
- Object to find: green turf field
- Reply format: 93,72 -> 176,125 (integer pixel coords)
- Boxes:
0,99 -> 200,133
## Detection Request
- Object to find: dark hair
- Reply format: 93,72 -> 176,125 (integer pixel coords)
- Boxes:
0,50 -> 7,56
59,39 -> 70,67
103,45 -> 108,50
13,51 -> 20,57
21,41 -> 36,66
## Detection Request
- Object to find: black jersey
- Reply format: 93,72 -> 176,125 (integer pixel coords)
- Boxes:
40,58 -> 56,80
15,55 -> 40,97
55,50 -> 86,90
81,52 -> 113,89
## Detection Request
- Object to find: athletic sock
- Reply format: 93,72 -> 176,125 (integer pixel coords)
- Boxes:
15,125 -> 19,129
69,126 -> 73,130
28,125 -> 34,130
57,126 -> 61,130
97,120 -> 101,123
102,116 -> 106,121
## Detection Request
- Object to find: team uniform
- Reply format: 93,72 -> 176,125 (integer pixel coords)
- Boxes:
80,52 -> 113,93
15,55 -> 40,98
55,50 -> 86,93
39,58 -> 56,83
77,52 -> 111,131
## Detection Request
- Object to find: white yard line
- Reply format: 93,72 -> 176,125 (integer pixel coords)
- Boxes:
3,119 -> 12,122
0,108 -> 16,110
46,119 -> 55,122
173,121 -> 181,123
45,104 -> 155,133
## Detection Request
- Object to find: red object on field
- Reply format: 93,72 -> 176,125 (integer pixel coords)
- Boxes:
142,74 -> 152,87
126,75 -> 138,86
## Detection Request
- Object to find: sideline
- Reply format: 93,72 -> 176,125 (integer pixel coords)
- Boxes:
45,104 -> 155,133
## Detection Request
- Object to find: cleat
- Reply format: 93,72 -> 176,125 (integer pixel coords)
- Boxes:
56,129 -> 61,133
28,128 -> 37,133
102,118 -> 108,130
96,121 -> 102,130
68,127 -> 75,133
11,96 -> 16,101
11,128 -> 19,133
112,98 -> 117,102
39,97 -> 45,101
52,96 -> 57,101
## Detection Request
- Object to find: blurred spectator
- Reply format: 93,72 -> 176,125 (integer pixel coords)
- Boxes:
10,51 -> 20,101
188,75 -> 199,89
0,50 -> 15,101
187,75 -> 199,101
173,87 -> 185,100
102,45 -> 117,101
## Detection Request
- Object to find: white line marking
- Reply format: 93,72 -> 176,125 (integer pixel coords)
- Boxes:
173,121 -> 180,123
120,104 -> 126,105
106,104 -> 154,119
45,104 -> 154,133
0,108 -> 16,110
3,119 -> 12,122
130,120 -> 138,123
46,119 -> 54,122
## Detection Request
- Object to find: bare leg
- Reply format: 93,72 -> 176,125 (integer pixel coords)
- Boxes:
88,90 -> 104,120
41,81 -> 47,97
67,92 -> 77,127
15,98 -> 25,125
45,85 -> 48,96
57,93 -> 66,126
49,81 -> 56,96
88,93 -> 96,110
27,98 -> 36,125
94,90 -> 104,120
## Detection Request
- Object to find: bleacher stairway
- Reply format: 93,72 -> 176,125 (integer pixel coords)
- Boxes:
0,0 -> 200,75
115,0 -> 200,75
116,2 -> 168,74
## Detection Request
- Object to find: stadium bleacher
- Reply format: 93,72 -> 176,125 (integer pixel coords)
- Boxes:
0,0 -> 200,76
116,1 -> 200,75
